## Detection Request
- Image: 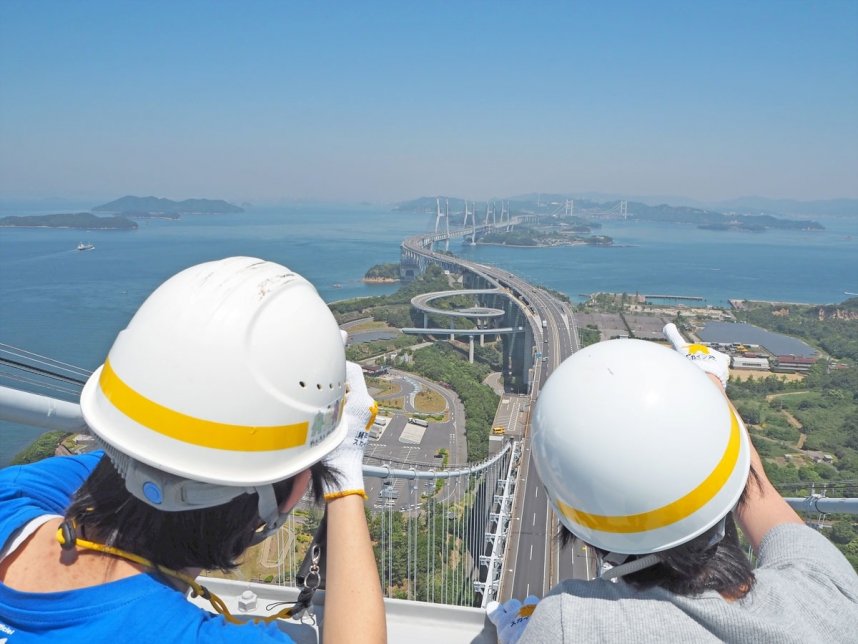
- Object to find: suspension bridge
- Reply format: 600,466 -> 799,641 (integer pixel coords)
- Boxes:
2,210 -> 856,642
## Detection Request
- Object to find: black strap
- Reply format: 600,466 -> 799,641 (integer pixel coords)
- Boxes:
296,511 -> 328,588
265,507 -> 328,618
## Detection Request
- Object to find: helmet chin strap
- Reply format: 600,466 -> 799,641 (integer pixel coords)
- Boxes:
599,517 -> 728,582
599,553 -> 661,581
97,438 -> 291,545
251,484 -> 291,545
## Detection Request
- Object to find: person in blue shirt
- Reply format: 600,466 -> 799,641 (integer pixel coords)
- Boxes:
0,257 -> 386,643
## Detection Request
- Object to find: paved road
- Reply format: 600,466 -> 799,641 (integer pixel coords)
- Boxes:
363,369 -> 467,512
400,236 -> 595,598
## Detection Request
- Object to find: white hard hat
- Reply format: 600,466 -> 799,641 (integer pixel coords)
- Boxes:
80,257 -> 348,491
532,339 -> 750,555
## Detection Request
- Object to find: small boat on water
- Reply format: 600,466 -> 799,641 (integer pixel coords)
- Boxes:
77,242 -> 95,251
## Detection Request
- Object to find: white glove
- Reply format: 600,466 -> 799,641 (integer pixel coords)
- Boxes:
322,361 -> 378,501
663,323 -> 730,388
486,595 -> 540,644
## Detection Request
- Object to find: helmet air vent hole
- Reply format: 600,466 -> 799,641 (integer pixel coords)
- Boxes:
316,384 -> 322,390
299,381 -> 306,388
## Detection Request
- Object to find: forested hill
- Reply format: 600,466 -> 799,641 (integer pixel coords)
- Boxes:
94,196 -> 243,214
628,202 -> 823,230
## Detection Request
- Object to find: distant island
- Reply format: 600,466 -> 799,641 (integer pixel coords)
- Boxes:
94,195 -> 243,216
0,212 -> 137,230
699,222 -> 765,232
393,196 -> 824,232
364,263 -> 400,283
478,225 -> 613,248
119,210 -> 180,220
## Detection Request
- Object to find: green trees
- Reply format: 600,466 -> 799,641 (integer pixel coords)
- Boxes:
368,502 -> 480,605
364,263 -> 401,280
401,342 -> 499,462
472,344 -> 502,370
11,431 -> 69,465
579,325 -> 600,347
737,299 -> 858,362
330,265 -> 454,318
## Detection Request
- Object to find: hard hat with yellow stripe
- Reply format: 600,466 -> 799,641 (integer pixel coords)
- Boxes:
80,257 -> 348,493
532,339 -> 750,555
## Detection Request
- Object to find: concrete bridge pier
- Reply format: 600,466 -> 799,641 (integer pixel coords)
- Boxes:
469,336 -> 475,363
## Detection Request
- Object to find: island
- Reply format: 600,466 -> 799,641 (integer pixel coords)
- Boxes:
699,222 -> 766,232
364,263 -> 401,283
393,196 -> 824,233
0,212 -> 138,230
94,195 -> 244,216
119,210 -> 180,220
478,225 -> 613,248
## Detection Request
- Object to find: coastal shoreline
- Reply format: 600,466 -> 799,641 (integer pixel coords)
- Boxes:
476,240 -> 604,249
0,224 -> 134,230
363,277 -> 400,284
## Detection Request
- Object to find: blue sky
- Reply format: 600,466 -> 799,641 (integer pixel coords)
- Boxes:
1,1 -> 856,203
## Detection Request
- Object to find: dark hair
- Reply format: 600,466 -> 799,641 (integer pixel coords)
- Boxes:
559,466 -> 762,599
65,455 -> 337,571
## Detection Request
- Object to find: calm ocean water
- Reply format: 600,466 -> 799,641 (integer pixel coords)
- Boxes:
2,202 -> 857,464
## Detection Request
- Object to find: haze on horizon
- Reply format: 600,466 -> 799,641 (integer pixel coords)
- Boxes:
1,1 -> 856,205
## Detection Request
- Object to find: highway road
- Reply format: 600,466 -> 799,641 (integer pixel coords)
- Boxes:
497,271 -> 588,596
401,233 -> 595,600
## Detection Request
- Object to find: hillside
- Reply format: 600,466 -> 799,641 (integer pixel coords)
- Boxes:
94,196 -> 243,215
393,196 -> 824,231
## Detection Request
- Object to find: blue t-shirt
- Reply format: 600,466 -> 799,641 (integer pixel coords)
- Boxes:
0,452 -> 294,643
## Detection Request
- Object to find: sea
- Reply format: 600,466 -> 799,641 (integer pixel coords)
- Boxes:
2,201 -> 857,465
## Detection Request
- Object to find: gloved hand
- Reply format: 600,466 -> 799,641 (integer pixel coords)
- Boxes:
322,361 -> 378,501
663,323 -> 730,388
486,595 -> 540,644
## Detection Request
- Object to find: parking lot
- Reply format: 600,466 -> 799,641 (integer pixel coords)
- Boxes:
363,370 -> 466,512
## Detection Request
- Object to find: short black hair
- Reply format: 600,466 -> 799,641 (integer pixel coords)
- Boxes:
65,455 -> 337,571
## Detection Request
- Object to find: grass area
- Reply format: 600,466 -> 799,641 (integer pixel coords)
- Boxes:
414,388 -> 446,413
367,377 -> 400,397
380,398 -> 404,410
347,319 -> 395,333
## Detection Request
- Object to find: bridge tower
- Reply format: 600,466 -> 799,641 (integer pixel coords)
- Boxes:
500,201 -> 512,231
620,199 -> 628,219
484,201 -> 496,226
565,199 -> 574,216
434,197 -> 451,251
462,200 -> 477,245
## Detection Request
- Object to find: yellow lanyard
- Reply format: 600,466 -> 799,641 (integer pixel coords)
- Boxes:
56,521 -> 298,625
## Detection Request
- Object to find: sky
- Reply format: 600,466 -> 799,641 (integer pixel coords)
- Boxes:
1,1 -> 856,204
